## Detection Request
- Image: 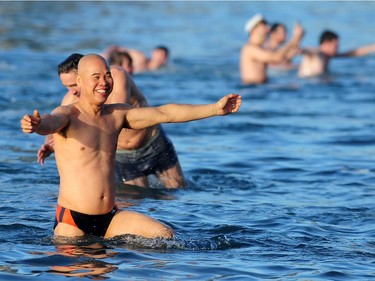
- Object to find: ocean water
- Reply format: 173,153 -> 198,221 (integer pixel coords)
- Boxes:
1,1 -> 375,280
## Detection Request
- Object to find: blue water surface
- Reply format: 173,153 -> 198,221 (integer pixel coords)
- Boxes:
0,1 -> 374,280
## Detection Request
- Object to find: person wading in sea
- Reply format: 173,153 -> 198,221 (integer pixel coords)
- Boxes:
298,30 -> 375,78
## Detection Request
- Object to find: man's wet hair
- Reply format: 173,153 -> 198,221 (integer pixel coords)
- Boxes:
57,53 -> 84,75
319,30 -> 339,44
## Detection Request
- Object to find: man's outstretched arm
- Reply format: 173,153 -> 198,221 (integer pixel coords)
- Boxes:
124,94 -> 242,130
337,43 -> 375,57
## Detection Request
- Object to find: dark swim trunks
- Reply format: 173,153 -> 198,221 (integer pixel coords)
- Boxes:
115,127 -> 179,182
54,205 -> 117,237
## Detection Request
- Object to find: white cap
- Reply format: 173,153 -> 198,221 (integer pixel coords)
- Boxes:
244,13 -> 264,33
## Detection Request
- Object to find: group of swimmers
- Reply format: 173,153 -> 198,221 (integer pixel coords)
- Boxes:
241,13 -> 375,85
19,13 -> 375,241
20,53 -> 242,239
38,52 -> 185,189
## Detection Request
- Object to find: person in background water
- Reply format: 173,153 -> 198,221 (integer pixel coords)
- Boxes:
266,23 -> 287,50
103,45 -> 169,73
21,54 -> 242,239
298,30 -> 375,77
240,13 -> 304,85
108,50 -> 134,75
38,53 -> 187,189
266,22 -> 297,70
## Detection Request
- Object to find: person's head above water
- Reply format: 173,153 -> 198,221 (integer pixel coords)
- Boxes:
76,54 -> 114,103
244,14 -> 269,44
244,13 -> 268,34
269,22 -> 287,45
57,53 -> 84,97
57,53 -> 84,75
108,50 -> 134,74
319,30 -> 339,56
150,45 -> 169,68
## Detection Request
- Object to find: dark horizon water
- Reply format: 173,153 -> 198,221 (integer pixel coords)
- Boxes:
1,1 -> 375,280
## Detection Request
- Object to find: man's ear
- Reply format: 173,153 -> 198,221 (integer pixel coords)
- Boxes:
76,75 -> 82,87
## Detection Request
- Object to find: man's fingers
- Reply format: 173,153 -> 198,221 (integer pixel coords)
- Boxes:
33,109 -> 40,119
37,156 -> 44,165
22,114 -> 31,123
20,110 -> 41,134
31,110 -> 41,125
21,114 -> 35,126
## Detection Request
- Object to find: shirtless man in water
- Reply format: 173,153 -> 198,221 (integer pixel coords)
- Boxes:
298,30 -> 375,78
240,14 -> 304,85
103,45 -> 169,74
21,54 -> 242,239
38,53 -> 185,188
107,50 -> 134,75
266,23 -> 297,70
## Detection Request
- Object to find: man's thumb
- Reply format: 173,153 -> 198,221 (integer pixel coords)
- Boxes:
33,110 -> 40,119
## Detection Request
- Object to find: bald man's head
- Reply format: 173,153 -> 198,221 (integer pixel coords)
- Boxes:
76,54 -> 113,103
77,54 -> 109,76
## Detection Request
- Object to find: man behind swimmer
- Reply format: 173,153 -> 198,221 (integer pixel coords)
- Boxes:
265,23 -> 297,70
38,53 -> 186,189
108,50 -> 134,75
20,54 -> 242,239
240,13 -> 304,85
103,45 -> 169,73
298,30 -> 375,78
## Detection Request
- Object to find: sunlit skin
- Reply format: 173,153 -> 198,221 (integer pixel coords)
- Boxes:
103,46 -> 169,73
299,40 -> 339,77
266,24 -> 298,70
60,71 -> 80,97
20,54 -> 242,239
38,58 -> 184,188
148,48 -> 168,70
121,58 -> 134,75
240,21 -> 304,84
299,35 -> 375,77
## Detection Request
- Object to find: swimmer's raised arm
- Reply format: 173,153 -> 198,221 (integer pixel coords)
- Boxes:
20,106 -> 70,135
249,23 -> 304,64
124,94 -> 242,130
